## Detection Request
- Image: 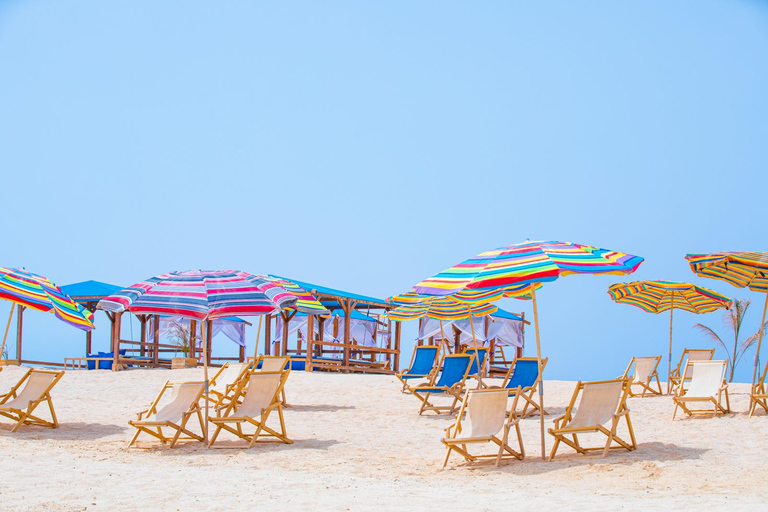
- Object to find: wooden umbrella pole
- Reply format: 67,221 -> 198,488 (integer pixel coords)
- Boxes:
439,319 -> 447,356
530,285 -> 546,460
253,315 -> 263,361
751,293 -> 768,386
202,320 -> 209,445
467,305 -> 481,386
0,303 -> 15,363
468,306 -> 476,345
667,296 -> 674,395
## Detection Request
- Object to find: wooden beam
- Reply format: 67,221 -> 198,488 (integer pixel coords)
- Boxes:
206,320 -> 212,366
189,319 -> 197,361
306,314 -> 314,372
112,312 -> 122,371
393,320 -> 401,371
15,305 -> 24,362
152,314 -> 159,366
139,315 -> 147,357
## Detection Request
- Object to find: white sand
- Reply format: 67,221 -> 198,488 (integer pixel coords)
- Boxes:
0,365 -> 765,511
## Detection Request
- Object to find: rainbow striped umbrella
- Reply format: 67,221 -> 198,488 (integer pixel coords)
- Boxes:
408,240 -> 644,459
685,251 -> 768,384
608,280 -> 731,393
388,292 -> 499,321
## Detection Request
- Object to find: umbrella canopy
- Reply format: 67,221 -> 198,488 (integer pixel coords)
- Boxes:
685,251 -> 768,384
98,270 -> 330,319
0,267 -> 95,331
387,292 -> 499,321
608,280 -> 731,393
406,240 -> 644,459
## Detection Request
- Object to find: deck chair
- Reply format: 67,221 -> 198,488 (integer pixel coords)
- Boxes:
412,353 -> 474,415
501,357 -> 548,418
669,349 -> 715,394
208,370 -> 292,448
255,356 -> 291,405
620,356 -> 662,397
128,381 -> 206,448
208,362 -> 252,407
0,368 -> 64,432
464,347 -> 489,387
672,360 -> 730,419
548,378 -> 636,461
396,345 -> 440,393
749,359 -> 768,417
442,387 -> 525,468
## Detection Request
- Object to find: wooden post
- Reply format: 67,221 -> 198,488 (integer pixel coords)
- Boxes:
139,315 -> 147,357
15,305 -> 24,362
112,312 -> 123,371
306,314 -> 314,372
206,320 -> 212,365
752,293 -> 768,386
518,312 -> 525,358
1,303 -> 15,362
85,302 -> 94,354
152,314 -> 159,366
264,314 -> 271,356
201,320 -> 209,443
189,319 -> 197,361
342,300 -> 355,367
316,317 -> 325,357
453,325 -> 460,353
667,296 -> 675,395
530,285 -> 546,460
394,320 -> 401,371
253,315 -> 263,360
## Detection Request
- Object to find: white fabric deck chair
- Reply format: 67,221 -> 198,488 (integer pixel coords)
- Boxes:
548,379 -> 636,461
672,360 -> 730,419
620,356 -> 662,397
208,362 -> 252,407
749,360 -> 768,417
255,356 -> 291,405
442,387 -> 524,468
208,370 -> 292,448
669,349 -> 715,394
0,368 -> 64,432
128,381 -> 206,448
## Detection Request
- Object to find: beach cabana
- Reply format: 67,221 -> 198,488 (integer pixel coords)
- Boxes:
265,276 -> 401,374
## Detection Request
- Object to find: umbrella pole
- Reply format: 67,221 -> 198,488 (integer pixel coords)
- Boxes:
202,320 -> 209,445
667,299 -> 674,395
439,320 -> 446,357
530,285 -> 546,460
752,293 -> 768,386
253,315 -> 263,361
1,303 -> 15,363
467,306 -> 481,386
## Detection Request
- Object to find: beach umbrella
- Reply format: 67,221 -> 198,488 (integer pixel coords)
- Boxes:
685,252 -> 768,384
98,270 -> 330,442
408,241 -> 644,459
0,267 -> 95,361
607,280 -> 732,393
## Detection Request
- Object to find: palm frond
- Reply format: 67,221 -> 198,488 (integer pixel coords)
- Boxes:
693,323 -> 730,359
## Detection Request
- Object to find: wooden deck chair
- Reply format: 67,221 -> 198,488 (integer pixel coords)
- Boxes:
442,387 -> 524,468
412,353 -> 474,415
208,362 -> 253,407
128,381 -> 206,448
749,359 -> 768,417
396,345 -> 440,393
464,347 -> 490,387
669,348 -> 715,394
672,360 -> 730,419
620,356 -> 662,397
0,368 -> 64,432
208,370 -> 292,448
501,357 -> 548,418
548,378 -> 636,461
255,356 -> 291,405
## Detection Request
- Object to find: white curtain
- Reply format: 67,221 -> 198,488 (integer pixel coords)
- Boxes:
486,317 -> 524,348
146,316 -> 247,347
417,318 -> 455,344
453,318 -> 488,346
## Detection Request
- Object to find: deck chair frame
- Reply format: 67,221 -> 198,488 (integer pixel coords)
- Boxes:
672,360 -> 730,419
620,356 -> 662,397
412,353 -> 475,415
749,359 -> 768,417
548,378 -> 636,461
0,368 -> 64,432
442,387 -> 525,468
669,348 -> 715,395
396,345 -> 441,393
128,381 -> 206,448
207,361 -> 254,408
501,357 -> 548,418
208,370 -> 292,448
464,346 -> 490,388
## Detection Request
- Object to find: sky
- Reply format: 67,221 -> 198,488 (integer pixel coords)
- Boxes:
1,0 -> 767,382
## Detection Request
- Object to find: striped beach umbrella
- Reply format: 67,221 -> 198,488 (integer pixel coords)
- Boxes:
608,280 -> 731,393
685,251 -> 768,384
408,240 -> 644,459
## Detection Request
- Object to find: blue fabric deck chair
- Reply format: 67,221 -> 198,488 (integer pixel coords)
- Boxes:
501,357 -> 549,418
464,347 -> 490,387
412,353 -> 475,415
396,345 -> 440,393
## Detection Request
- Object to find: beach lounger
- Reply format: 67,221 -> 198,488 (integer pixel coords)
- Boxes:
669,349 -> 715,395
208,370 -> 292,447
548,378 -> 636,461
672,360 -> 730,419
396,345 -> 440,393
500,357 -> 548,417
255,356 -> 291,405
749,360 -> 768,417
464,347 -> 489,387
0,368 -> 64,432
412,353 -> 474,415
441,387 -> 524,468
128,381 -> 206,448
620,356 -> 662,397
208,362 -> 252,407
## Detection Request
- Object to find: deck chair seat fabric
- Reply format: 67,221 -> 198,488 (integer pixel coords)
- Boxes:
673,360 -> 729,418
412,354 -> 474,415
670,349 -> 715,394
396,346 -> 439,392
465,348 -> 488,376
128,381 -> 205,448
502,358 -> 548,418
622,357 -> 662,397
0,369 -> 64,432
562,381 -> 623,429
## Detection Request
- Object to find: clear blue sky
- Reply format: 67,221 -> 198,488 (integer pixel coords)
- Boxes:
1,0 -> 766,381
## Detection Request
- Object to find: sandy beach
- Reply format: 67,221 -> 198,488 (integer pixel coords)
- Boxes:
0,365 -> 765,511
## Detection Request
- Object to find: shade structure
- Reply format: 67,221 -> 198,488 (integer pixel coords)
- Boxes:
607,280 -> 731,393
407,240 -> 644,459
685,252 -> 768,384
